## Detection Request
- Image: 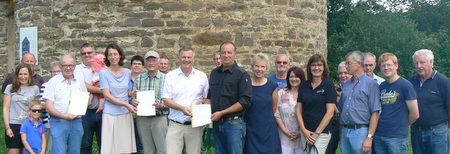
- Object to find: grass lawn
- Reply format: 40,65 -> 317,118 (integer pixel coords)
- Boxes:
0,94 -> 419,154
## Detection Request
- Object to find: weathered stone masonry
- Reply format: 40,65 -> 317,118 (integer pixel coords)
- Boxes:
1,0 -> 327,83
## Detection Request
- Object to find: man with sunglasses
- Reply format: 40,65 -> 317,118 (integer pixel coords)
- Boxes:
268,54 -> 291,90
74,43 -> 103,154
364,52 -> 385,85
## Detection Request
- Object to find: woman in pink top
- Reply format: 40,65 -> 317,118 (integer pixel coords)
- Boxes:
275,67 -> 306,154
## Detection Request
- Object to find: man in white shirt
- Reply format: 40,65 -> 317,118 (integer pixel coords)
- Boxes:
73,43 -> 103,153
43,54 -> 87,154
162,46 -> 209,154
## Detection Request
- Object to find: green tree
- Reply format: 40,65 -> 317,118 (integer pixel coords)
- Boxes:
327,0 -> 432,81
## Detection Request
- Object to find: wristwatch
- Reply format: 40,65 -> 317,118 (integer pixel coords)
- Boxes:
367,133 -> 374,139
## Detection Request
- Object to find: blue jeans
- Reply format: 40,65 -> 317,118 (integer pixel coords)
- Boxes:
411,122 -> 449,154
340,127 -> 371,154
51,117 -> 84,154
373,135 -> 408,154
81,110 -> 102,154
213,117 -> 246,154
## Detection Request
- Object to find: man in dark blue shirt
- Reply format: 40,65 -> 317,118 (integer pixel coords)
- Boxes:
207,41 -> 252,154
409,49 -> 450,154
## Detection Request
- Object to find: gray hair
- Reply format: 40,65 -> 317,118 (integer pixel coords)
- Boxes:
338,61 -> 346,71
59,54 -> 76,65
364,52 -> 376,62
252,53 -> 271,69
412,49 -> 434,61
346,50 -> 365,66
212,49 -> 220,60
50,61 -> 60,69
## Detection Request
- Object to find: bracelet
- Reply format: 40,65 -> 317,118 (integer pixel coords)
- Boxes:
314,131 -> 321,135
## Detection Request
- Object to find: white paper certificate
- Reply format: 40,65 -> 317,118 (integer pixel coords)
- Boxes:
137,91 -> 156,116
68,91 -> 89,115
191,104 -> 212,128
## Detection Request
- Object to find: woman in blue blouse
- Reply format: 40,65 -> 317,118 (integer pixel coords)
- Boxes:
100,44 -> 137,154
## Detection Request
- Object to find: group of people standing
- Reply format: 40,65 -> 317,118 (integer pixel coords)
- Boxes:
2,40 -> 449,154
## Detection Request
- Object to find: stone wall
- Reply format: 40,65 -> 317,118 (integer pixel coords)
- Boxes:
2,0 -> 327,82
0,1 -> 10,81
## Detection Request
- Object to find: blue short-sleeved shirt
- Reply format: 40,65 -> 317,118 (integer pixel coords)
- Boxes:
376,77 -> 416,138
339,74 -> 381,125
268,74 -> 287,90
409,70 -> 450,127
298,78 -> 337,132
100,68 -> 131,115
20,118 -> 47,154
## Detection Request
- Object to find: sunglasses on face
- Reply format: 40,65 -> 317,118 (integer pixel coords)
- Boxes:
31,109 -> 43,113
276,61 -> 289,65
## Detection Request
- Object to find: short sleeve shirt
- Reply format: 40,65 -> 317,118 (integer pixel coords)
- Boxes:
409,70 -> 450,127
4,85 -> 40,124
268,74 -> 287,90
298,78 -> 337,132
376,77 -> 416,138
100,68 -> 131,115
43,73 -> 87,114
20,118 -> 46,154
133,71 -> 168,115
162,67 -> 209,123
74,63 -> 100,109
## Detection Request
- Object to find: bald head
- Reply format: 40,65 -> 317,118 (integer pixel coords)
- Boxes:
22,53 -> 37,70
275,54 -> 290,75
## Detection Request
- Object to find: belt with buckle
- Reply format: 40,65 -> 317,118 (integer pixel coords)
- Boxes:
170,119 -> 191,125
414,122 -> 447,131
342,124 -> 369,129
219,116 -> 240,122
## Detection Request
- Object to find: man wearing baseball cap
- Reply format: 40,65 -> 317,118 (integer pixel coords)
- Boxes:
130,50 -> 168,154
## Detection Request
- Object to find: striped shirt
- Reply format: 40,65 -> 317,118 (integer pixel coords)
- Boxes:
132,71 -> 168,115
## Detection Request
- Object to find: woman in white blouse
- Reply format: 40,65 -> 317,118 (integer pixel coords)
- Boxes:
275,67 -> 306,154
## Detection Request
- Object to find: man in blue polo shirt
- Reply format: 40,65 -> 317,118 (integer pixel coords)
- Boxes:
409,49 -> 450,154
339,50 -> 380,154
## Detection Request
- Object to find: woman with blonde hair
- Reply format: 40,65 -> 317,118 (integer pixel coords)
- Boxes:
245,53 -> 281,153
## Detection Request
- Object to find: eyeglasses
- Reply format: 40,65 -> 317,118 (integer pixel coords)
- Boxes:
276,61 -> 289,65
81,52 -> 93,56
61,65 -> 76,69
381,64 -> 394,68
31,109 -> 43,113
311,64 -> 324,67
345,61 -> 358,65
338,72 -> 349,75
364,64 -> 374,67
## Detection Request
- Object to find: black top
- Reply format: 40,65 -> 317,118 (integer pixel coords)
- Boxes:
208,62 -> 252,118
298,78 -> 337,133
